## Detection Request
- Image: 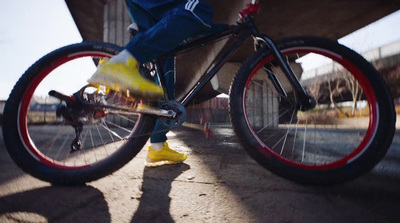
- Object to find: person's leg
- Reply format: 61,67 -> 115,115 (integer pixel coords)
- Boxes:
125,1 -> 176,146
87,1 -> 164,99
125,8 -> 212,64
89,2 -> 213,97
145,56 -> 189,167
89,2 -> 214,166
150,56 -> 175,144
124,7 -> 212,166
124,1 -> 186,165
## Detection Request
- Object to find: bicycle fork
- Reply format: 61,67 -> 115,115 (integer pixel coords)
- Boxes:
256,35 -> 316,111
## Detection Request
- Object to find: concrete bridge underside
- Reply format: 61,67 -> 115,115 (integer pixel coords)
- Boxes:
65,0 -> 400,103
301,41 -> 400,103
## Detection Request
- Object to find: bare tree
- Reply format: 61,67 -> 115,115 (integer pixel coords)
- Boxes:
342,71 -> 362,116
307,81 -> 321,106
327,77 -> 346,117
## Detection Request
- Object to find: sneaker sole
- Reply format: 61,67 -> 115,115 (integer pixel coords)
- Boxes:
144,160 -> 184,167
88,76 -> 163,101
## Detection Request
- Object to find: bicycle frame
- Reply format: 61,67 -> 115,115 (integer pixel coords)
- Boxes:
152,5 -> 315,111
157,24 -> 252,106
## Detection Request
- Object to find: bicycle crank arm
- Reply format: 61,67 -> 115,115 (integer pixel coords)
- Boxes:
49,89 -> 177,119
75,98 -> 177,119
107,104 -> 177,119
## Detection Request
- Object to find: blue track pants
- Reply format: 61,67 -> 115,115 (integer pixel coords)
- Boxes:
124,0 -> 214,143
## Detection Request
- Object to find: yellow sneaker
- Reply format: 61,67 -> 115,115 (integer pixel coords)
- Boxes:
145,142 -> 188,167
87,58 -> 164,99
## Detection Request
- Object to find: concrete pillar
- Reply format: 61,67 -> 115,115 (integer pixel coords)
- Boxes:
246,78 -> 279,129
103,0 -> 131,46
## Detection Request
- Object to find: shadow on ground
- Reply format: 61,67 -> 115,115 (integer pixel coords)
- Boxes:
131,164 -> 190,223
0,186 -> 111,222
160,126 -> 400,222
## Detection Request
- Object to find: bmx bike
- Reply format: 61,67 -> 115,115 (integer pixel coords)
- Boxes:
2,2 -> 395,185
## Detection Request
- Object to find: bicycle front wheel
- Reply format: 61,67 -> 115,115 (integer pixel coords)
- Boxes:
229,36 -> 395,184
2,42 -> 157,185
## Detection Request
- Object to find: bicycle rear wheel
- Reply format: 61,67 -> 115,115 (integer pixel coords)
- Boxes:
229,36 -> 395,184
2,42 -> 157,185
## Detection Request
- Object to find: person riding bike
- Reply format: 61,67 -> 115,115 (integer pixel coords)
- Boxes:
88,0 -> 215,167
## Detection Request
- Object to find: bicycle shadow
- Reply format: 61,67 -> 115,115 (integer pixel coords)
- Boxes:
131,163 -> 190,223
0,185 -> 111,222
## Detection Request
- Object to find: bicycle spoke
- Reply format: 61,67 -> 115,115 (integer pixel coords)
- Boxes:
301,115 -> 308,163
279,106 -> 297,155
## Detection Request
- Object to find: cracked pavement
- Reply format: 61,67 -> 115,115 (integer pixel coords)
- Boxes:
1,125 -> 400,222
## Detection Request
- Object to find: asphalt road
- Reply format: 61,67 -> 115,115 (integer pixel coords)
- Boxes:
0,125 -> 399,223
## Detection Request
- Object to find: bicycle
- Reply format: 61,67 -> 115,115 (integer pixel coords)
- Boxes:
2,1 -> 395,185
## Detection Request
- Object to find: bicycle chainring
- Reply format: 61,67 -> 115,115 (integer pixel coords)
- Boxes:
159,100 -> 186,128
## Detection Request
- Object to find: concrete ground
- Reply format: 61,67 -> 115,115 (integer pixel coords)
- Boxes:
0,124 -> 400,223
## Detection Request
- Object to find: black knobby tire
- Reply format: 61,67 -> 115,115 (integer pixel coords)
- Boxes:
229,36 -> 395,184
2,42 -> 157,185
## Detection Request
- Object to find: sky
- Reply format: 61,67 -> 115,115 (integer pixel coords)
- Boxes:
0,0 -> 82,101
0,0 -> 399,100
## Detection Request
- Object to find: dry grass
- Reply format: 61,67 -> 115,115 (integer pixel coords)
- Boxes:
298,106 -> 370,125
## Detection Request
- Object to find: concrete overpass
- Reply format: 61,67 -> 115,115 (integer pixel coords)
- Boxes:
65,0 -> 400,103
